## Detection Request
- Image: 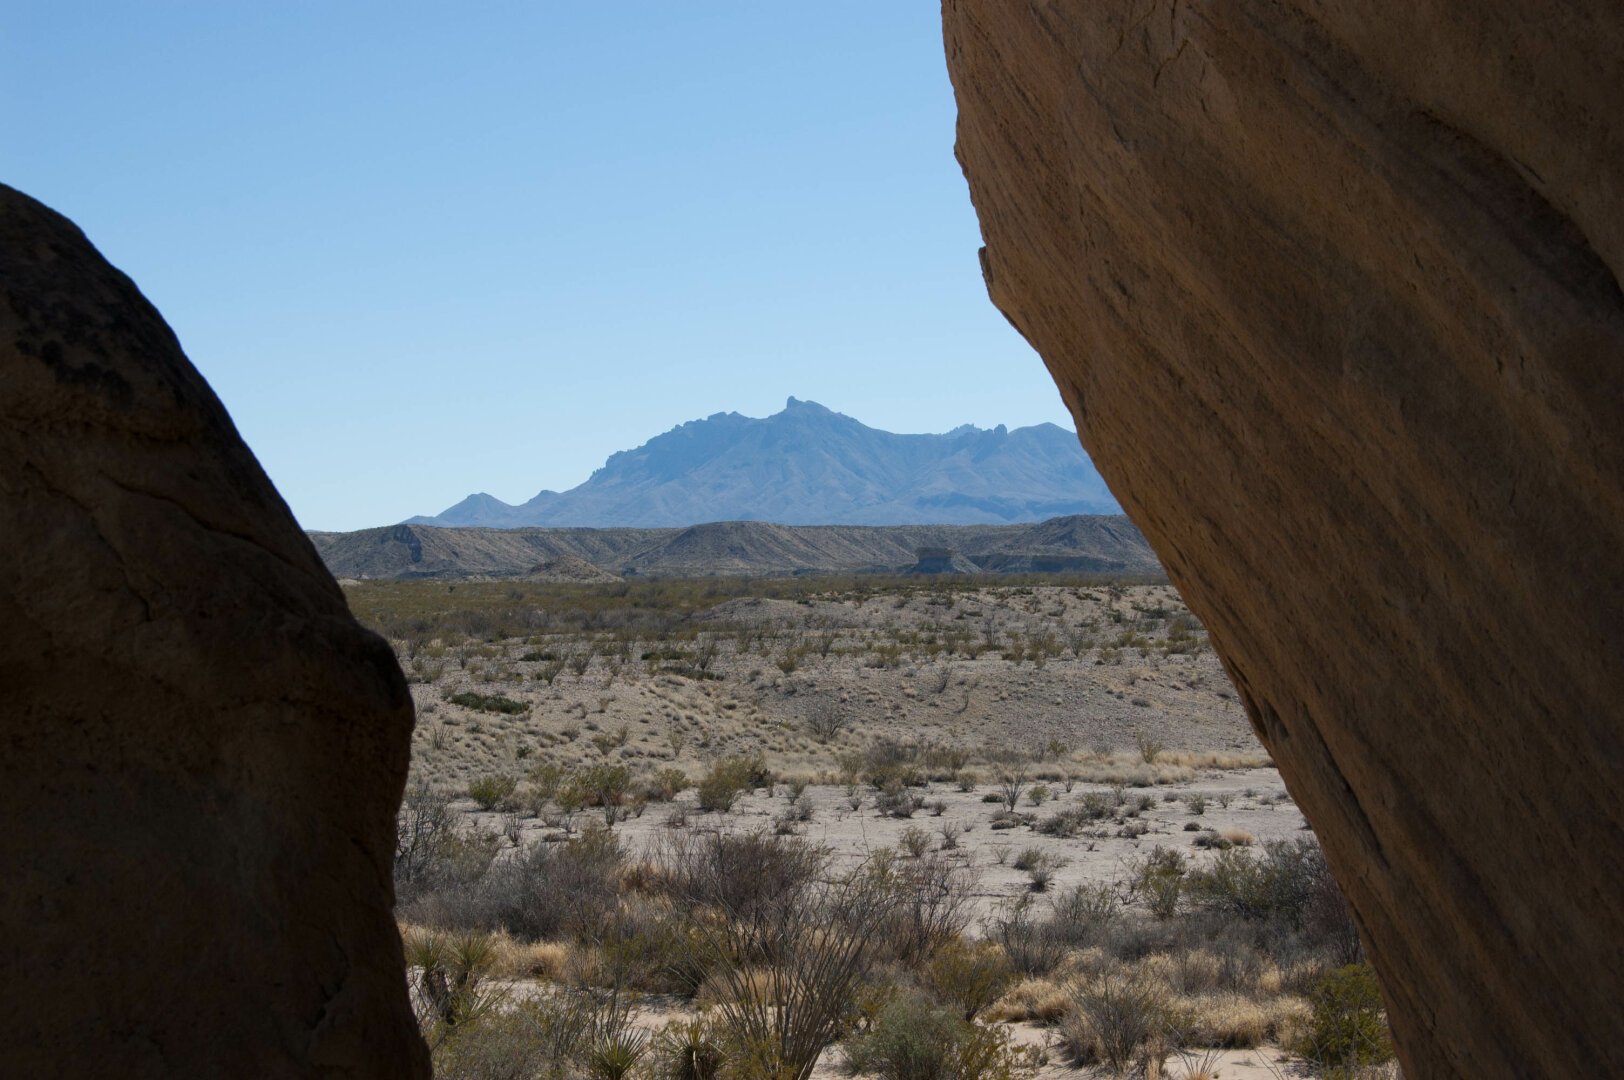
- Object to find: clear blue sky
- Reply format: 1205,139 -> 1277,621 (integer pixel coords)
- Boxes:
3,3 -> 1073,531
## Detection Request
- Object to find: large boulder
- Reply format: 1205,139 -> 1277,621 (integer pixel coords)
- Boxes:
943,3 -> 1623,1076
0,185 -> 427,1077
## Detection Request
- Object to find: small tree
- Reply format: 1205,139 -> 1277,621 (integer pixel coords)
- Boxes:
805,699 -> 848,742
578,763 -> 632,825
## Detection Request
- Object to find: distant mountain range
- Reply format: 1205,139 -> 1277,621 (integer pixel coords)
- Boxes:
409,397 -> 1119,527
309,515 -> 1160,581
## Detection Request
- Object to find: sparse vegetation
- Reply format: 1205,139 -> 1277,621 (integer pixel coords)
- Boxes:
378,576 -> 1357,1079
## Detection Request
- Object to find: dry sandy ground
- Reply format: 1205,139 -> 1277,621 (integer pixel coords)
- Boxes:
399,583 -> 1260,793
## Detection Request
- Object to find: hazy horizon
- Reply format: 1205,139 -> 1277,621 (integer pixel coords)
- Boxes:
4,5 -> 1077,531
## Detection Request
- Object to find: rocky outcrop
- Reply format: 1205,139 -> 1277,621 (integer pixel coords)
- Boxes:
944,3 -> 1623,1076
0,186 -> 427,1076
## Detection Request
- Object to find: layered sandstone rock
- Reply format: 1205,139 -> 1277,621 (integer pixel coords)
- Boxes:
944,3 -> 1623,1075
0,185 -> 426,1077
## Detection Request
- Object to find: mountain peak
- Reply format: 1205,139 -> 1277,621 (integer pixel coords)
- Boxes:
412,400 -> 1117,527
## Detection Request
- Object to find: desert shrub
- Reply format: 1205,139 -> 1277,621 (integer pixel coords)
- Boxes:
1303,851 -> 1364,966
842,993 -> 1033,1080
596,899 -> 711,995
467,774 -> 519,811
871,853 -> 978,967
1026,784 -> 1051,807
1187,838 -> 1327,926
1131,846 -> 1186,920
928,939 -> 1013,1021
574,763 -> 633,824
1011,847 -> 1044,872
864,737 -> 925,789
431,1013 -> 545,1080
650,766 -> 692,802
987,895 -> 1067,977
695,756 -> 750,808
436,989 -> 635,1080
1135,735 -> 1164,764
397,828 -> 503,918
1048,883 -> 1120,947
692,851 -> 901,1080
1064,971 -> 1172,1074
696,756 -> 759,812
995,766 -> 1028,812
527,762 -> 568,800
661,830 -> 824,923
398,781 -> 502,899
900,826 -> 932,859
454,827 -> 623,942
449,691 -> 529,715
1294,964 -> 1393,1073
1037,806 -> 1094,838
877,781 -> 924,818
806,699 -> 849,742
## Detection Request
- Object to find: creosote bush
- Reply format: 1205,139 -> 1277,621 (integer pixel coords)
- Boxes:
842,993 -> 1035,1080
467,774 -> 518,811
1295,964 -> 1393,1073
696,754 -> 770,812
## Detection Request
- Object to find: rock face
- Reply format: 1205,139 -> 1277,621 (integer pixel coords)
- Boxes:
0,186 -> 427,1076
943,3 -> 1623,1076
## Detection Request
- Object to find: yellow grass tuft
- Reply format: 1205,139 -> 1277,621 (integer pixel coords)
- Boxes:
1168,993 -> 1310,1048
984,977 -> 1070,1024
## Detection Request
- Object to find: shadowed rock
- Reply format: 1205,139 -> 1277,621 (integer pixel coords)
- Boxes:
0,184 -> 427,1077
943,3 -> 1623,1075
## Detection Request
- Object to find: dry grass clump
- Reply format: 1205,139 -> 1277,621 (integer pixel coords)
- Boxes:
983,977 -> 1070,1024
1167,992 -> 1309,1048
1065,755 -> 1196,787
1159,750 -> 1272,770
481,928 -> 572,981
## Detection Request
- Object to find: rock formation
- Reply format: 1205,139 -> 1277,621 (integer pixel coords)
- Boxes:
0,185 -> 427,1076
943,3 -> 1623,1075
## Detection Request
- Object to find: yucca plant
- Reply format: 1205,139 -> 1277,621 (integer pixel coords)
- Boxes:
656,1016 -> 723,1080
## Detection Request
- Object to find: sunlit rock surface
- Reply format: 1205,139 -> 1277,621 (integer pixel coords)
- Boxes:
943,3 -> 1624,1075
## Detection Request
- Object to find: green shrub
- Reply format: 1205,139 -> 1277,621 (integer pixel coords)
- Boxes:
449,691 -> 529,715
575,763 -> 632,824
467,775 -> 518,811
1131,846 -> 1185,920
927,940 -> 1013,1021
1187,838 -> 1324,924
1295,964 -> 1393,1072
842,993 -> 1032,1080
651,767 -> 691,801
696,756 -> 761,812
